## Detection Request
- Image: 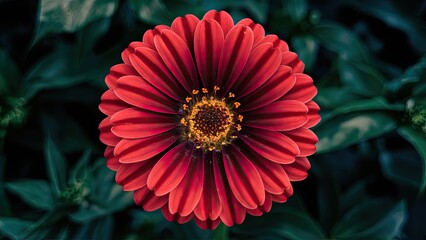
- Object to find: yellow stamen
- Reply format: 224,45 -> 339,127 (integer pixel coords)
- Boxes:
182,104 -> 188,110
202,88 -> 208,94
186,97 -> 192,103
192,89 -> 199,95
180,118 -> 187,126
234,102 -> 241,108
236,124 -> 242,131
238,115 -> 243,122
229,92 -> 235,98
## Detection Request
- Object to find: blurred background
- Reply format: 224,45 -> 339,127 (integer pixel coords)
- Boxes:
0,0 -> 425,239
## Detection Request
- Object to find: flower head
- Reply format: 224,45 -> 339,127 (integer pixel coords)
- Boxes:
99,10 -> 320,229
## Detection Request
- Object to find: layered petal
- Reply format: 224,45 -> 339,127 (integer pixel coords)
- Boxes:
305,100 -> 321,128
99,89 -> 131,116
110,108 -> 179,139
134,186 -> 168,211
243,100 -> 308,131
217,25 -> 254,93
114,128 -> 182,163
116,158 -> 157,191
236,18 -> 265,44
213,152 -> 246,226
121,42 -> 150,65
99,117 -> 120,146
282,156 -> 311,181
194,19 -> 224,89
202,10 -> 234,36
247,193 -> 272,216
256,34 -> 289,52
162,205 -> 194,224
154,29 -> 199,92
169,150 -> 204,216
283,128 -> 318,157
241,145 -> 291,195
280,74 -> 317,103
238,65 -> 295,112
115,75 -> 180,114
147,142 -> 195,196
105,63 -> 139,89
232,43 -> 282,98
194,217 -> 221,230
238,127 -> 299,164
194,154 -> 222,221
222,145 -> 265,209
281,51 -> 305,73
104,146 -> 119,171
171,14 -> 200,53
130,47 -> 186,101
142,25 -> 171,49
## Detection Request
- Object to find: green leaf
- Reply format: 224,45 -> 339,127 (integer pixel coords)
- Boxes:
349,1 -> 426,52
33,0 -> 119,45
0,218 -> 32,240
397,126 -> 426,196
312,22 -> 370,62
321,97 -> 404,122
314,87 -> 361,109
75,18 -> 111,63
44,136 -> 67,196
69,204 -> 111,223
338,60 -> 385,97
69,150 -> 91,184
6,179 -> 54,210
0,49 -> 21,96
316,112 -> 397,153
292,35 -> 318,72
331,200 -> 406,239
129,0 -> 174,25
281,0 -> 308,22
92,216 -> 113,240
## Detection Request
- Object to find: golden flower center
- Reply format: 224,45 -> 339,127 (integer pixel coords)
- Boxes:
187,97 -> 234,150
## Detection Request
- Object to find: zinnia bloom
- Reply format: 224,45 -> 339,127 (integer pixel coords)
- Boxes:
99,10 -> 320,229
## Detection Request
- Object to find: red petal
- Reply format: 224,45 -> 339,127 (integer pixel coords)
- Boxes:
194,154 -> 222,221
142,25 -> 171,49
169,150 -> 204,216
154,29 -> 198,92
171,14 -> 200,54
105,64 -> 139,89
281,51 -> 305,73
213,152 -> 246,227
114,129 -> 182,163
116,158 -> 157,191
238,127 -> 299,164
105,146 -> 120,171
240,145 -> 291,195
115,75 -> 179,114
110,108 -> 179,139
283,156 -> 311,181
243,100 -> 309,131
232,43 -> 282,98
280,74 -> 317,103
246,193 -> 272,216
194,217 -> 221,230
121,41 -> 149,65
130,47 -> 187,101
99,89 -> 131,116
134,186 -> 168,211
256,34 -> 289,52
238,66 -> 295,112
202,10 -> 234,36
283,127 -> 318,156
147,142 -> 195,196
222,145 -> 265,209
305,101 -> 321,128
99,117 -> 120,146
162,205 -> 193,223
271,182 -> 294,202
236,18 -> 265,44
217,25 -> 254,93
194,19 -> 224,89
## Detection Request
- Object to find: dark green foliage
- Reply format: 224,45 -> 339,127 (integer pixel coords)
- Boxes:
0,0 -> 425,239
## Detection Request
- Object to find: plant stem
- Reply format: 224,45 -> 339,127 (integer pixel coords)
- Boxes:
213,223 -> 229,240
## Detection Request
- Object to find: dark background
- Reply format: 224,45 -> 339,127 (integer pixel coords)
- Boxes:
0,0 -> 425,239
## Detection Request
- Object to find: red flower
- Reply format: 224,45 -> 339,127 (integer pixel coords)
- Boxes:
99,10 -> 320,229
